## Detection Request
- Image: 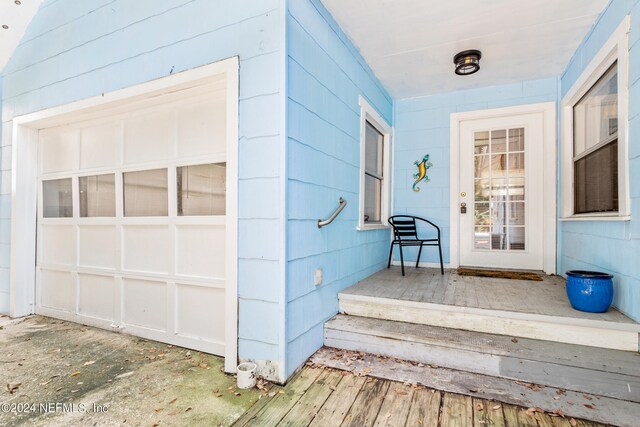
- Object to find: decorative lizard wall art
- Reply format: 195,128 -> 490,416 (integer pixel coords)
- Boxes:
412,154 -> 433,192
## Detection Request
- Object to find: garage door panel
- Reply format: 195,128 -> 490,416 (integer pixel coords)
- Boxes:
123,111 -> 173,164
78,225 -> 117,269
40,127 -> 79,174
177,98 -> 226,158
36,80 -> 231,358
122,225 -> 170,274
40,225 -> 75,266
176,283 -> 225,343
123,278 -> 167,331
40,269 -> 75,312
80,122 -> 120,169
78,274 -> 115,321
175,225 -> 225,279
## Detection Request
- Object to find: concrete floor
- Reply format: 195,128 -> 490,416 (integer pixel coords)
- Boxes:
0,315 -> 262,427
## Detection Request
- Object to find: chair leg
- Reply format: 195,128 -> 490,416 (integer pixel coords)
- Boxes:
416,242 -> 423,268
438,242 -> 444,275
387,242 -> 395,269
399,244 -> 405,276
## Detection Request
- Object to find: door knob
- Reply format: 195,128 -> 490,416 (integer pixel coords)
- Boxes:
460,202 -> 467,214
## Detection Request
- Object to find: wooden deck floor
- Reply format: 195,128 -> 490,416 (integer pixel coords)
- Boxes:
233,366 -> 607,427
342,267 -> 635,324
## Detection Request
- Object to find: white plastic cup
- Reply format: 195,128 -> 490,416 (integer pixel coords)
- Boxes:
236,362 -> 257,389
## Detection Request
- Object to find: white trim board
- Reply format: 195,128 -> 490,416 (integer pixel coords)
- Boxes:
449,102 -> 557,274
9,58 -> 240,373
338,293 -> 640,351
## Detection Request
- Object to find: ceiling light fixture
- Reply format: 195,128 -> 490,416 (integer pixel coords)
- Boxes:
15,0 -> 21,5
2,25 -> 8,30
453,50 -> 482,75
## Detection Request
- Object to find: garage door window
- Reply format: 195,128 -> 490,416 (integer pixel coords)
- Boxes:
80,173 -> 116,217
177,163 -> 226,216
123,169 -> 168,217
42,178 -> 73,218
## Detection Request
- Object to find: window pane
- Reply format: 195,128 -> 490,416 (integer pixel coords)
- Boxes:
474,155 -> 490,178
80,174 -> 115,217
364,174 -> 381,223
508,128 -> 525,152
508,153 -> 525,176
43,178 -> 73,218
474,131 -> 489,155
508,227 -> 525,250
491,226 -> 506,250
123,169 -> 168,217
474,226 -> 490,249
491,130 -> 506,153
574,141 -> 618,214
365,121 -> 383,176
574,63 -> 617,156
177,163 -> 226,216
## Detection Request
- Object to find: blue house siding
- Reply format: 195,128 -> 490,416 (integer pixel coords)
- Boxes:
393,78 -> 558,265
559,0 -> 640,322
0,0 -> 285,374
284,0 -> 393,378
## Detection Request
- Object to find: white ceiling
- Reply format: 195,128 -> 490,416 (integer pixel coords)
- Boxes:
321,0 -> 609,99
0,0 -> 44,72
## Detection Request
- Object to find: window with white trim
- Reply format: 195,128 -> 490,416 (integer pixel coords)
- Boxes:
573,63 -> 618,214
358,96 -> 392,229
561,16 -> 630,220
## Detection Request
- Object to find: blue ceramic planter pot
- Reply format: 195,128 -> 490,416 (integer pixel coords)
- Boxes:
566,270 -> 613,313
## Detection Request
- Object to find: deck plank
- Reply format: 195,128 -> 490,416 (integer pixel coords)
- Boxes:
473,399 -> 505,427
405,388 -> 441,426
373,383 -> 415,427
341,378 -> 390,427
234,366 -> 323,427
309,373 -> 366,427
502,404 -> 537,427
278,369 -> 343,427
441,393 -> 473,426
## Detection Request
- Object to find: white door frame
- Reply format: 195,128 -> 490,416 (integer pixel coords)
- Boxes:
9,58 -> 239,372
449,102 -> 556,274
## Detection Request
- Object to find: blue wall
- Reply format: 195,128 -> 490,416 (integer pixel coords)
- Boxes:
559,0 -> 640,322
393,78 -> 558,264
0,0 -> 286,377
284,0 -> 393,378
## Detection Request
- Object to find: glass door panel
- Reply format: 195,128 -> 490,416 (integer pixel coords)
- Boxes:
473,128 -> 526,251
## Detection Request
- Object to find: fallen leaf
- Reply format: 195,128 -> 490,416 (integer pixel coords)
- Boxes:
511,337 -> 518,343
215,393 -> 223,398
279,390 -> 285,394
582,394 -> 593,401
476,403 -> 483,411
185,407 -> 192,412
70,371 -> 81,377
234,392 -> 241,396
84,361 -> 96,366
584,404 -> 595,409
569,418 -> 578,426
6,383 -> 21,394
199,363 -> 208,369
168,398 -> 177,405
492,405 -> 501,410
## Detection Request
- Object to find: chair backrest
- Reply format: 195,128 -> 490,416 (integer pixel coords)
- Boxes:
388,216 -> 418,241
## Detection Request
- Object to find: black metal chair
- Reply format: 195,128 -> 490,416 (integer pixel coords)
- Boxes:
387,215 -> 444,276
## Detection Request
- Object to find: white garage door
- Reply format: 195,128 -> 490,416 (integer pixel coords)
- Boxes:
35,80 -> 231,356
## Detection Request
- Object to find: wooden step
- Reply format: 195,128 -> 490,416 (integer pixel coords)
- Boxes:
338,292 -> 640,351
311,346 -> 640,427
325,314 -> 640,403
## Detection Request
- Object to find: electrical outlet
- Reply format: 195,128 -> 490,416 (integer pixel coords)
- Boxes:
314,269 -> 323,286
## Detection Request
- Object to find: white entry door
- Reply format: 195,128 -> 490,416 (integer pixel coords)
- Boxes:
35,78 -> 232,356
458,113 -> 544,270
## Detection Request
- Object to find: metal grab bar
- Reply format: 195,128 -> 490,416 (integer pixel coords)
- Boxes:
317,197 -> 347,228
